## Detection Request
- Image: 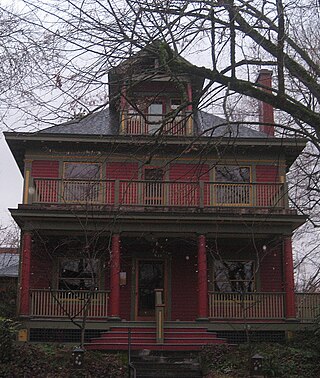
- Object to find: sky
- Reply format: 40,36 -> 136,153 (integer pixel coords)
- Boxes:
0,134 -> 23,227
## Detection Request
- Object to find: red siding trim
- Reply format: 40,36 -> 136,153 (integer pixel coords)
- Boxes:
106,162 -> 139,205
259,245 -> 283,292
169,163 -> 209,181
106,162 -> 139,180
256,165 -> 279,182
31,160 -> 59,178
171,253 -> 197,321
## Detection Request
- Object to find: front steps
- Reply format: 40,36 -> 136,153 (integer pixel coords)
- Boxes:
85,326 -> 226,351
131,350 -> 202,378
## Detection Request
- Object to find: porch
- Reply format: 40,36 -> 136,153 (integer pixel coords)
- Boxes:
28,289 -> 320,323
30,178 -> 288,210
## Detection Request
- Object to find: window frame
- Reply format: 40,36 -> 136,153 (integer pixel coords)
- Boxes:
58,257 -> 100,291
62,162 -> 102,203
214,165 -> 252,206
212,259 -> 255,293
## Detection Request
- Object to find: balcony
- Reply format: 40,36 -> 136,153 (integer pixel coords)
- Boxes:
29,178 -> 288,211
120,113 -> 192,135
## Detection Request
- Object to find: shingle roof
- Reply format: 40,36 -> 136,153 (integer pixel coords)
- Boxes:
0,254 -> 19,278
196,112 -> 267,138
38,109 -> 116,135
37,108 -> 267,138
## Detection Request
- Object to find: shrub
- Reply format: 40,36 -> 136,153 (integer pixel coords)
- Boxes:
0,318 -> 19,362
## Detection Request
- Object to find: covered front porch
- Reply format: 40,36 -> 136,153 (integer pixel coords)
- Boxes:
19,232 -> 316,324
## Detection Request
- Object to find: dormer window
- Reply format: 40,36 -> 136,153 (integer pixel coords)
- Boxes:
148,102 -> 164,133
170,99 -> 182,111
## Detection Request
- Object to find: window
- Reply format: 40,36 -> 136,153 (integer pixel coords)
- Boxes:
144,168 -> 163,205
213,260 -> 254,293
148,102 -> 163,133
58,258 -> 99,290
215,166 -> 251,205
63,162 -> 101,202
170,99 -> 182,111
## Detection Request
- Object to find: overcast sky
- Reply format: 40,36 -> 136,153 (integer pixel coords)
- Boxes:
0,134 -> 23,227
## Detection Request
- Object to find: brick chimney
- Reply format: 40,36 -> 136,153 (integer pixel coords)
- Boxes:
256,69 -> 274,136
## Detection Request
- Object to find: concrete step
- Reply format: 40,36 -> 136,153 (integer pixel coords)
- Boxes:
132,354 -> 202,378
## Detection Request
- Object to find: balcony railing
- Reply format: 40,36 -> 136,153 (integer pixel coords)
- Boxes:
30,289 -> 109,318
121,113 -> 191,135
209,292 -> 285,319
31,179 -> 287,209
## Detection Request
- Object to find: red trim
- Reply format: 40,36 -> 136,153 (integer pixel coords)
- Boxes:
197,235 -> 208,318
284,237 -> 296,318
109,234 -> 120,317
20,232 -> 32,316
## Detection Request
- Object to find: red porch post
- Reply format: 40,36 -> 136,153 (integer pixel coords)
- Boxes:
197,234 -> 208,319
20,232 -> 32,316
283,236 -> 296,319
109,234 -> 120,318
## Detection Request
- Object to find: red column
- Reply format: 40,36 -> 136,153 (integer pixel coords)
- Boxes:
284,236 -> 296,319
197,235 -> 208,319
109,234 -> 120,318
20,232 -> 32,316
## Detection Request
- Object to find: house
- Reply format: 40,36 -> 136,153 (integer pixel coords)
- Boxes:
0,248 -> 19,317
5,43 -> 315,349
0,248 -> 19,291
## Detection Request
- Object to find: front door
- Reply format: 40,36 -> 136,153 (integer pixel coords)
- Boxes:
136,260 -> 165,319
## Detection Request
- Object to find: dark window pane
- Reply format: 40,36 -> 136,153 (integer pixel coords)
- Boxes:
213,260 -> 254,293
65,163 -> 100,179
216,166 -> 250,182
59,258 -> 99,290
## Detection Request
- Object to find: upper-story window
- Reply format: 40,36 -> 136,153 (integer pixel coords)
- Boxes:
170,99 -> 182,111
215,166 -> 250,183
65,162 -> 101,179
63,162 -> 101,202
215,166 -> 251,205
148,102 -> 164,133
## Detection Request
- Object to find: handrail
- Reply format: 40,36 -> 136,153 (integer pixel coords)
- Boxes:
31,178 -> 287,209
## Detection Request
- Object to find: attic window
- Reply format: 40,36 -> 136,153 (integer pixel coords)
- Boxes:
148,102 -> 164,133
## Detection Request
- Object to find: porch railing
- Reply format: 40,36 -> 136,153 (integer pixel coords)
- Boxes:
208,292 -> 285,319
30,289 -> 109,318
31,179 -> 287,209
296,293 -> 320,321
122,113 -> 189,135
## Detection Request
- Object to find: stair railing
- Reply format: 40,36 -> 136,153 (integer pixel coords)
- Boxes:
155,289 -> 165,344
128,328 -> 136,378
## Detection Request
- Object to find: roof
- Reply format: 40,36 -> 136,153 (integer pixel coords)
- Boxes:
0,253 -> 19,278
38,109 -> 117,135
196,112 -> 267,138
37,108 -> 267,138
